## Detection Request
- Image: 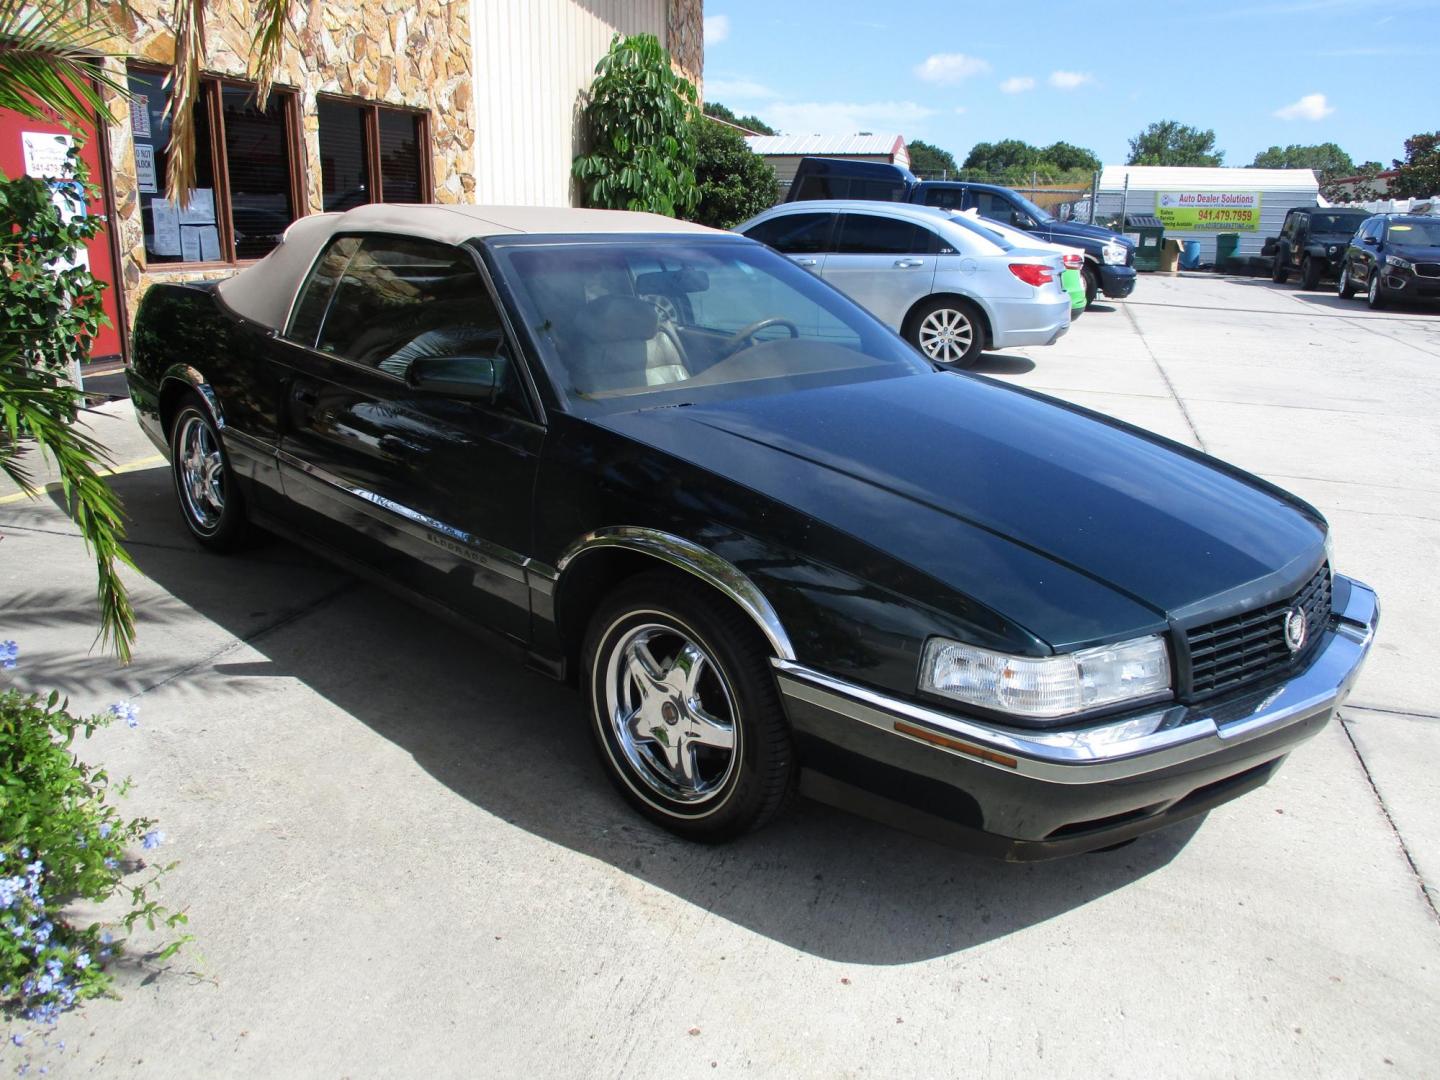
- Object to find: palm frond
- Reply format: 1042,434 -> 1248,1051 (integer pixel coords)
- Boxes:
163,0 -> 205,209
0,0 -> 128,130
249,0 -> 289,111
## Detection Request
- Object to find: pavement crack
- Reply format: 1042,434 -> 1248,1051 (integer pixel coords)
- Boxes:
1345,702 -> 1440,721
1339,714 -> 1440,925
131,580 -> 358,699
1120,301 -> 1208,452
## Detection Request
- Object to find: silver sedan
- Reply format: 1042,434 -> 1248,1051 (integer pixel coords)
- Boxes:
738,200 -> 1072,368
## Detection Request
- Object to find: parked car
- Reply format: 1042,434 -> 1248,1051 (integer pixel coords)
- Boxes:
950,209 -> 1088,318
784,156 -> 1137,305
1338,213 -> 1440,309
128,204 -> 1378,860
1265,206 -> 1370,290
737,200 -> 1071,368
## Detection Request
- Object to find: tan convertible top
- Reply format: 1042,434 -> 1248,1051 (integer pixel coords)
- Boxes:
216,203 -> 725,332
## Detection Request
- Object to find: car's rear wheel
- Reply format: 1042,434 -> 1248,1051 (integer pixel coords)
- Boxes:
582,571 -> 794,842
1337,261 -> 1357,298
1367,270 -> 1386,310
170,395 -> 247,550
1300,256 -> 1321,290
906,297 -> 985,369
1271,250 -> 1289,283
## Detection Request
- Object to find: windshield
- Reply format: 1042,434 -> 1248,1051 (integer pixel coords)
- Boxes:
1009,190 -> 1055,224
491,239 -> 930,414
1387,219 -> 1440,246
1310,213 -> 1368,234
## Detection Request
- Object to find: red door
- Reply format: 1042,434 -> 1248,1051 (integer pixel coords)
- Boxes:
0,105 -> 125,362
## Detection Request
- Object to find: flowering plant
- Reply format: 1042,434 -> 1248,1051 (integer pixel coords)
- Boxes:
1,649 -> 188,1028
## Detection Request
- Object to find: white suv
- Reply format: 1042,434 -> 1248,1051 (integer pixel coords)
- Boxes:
738,201 -> 1071,368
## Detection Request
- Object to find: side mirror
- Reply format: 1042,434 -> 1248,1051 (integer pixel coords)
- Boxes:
1014,213 -> 1036,230
1362,235 -> 1379,246
407,355 -> 505,401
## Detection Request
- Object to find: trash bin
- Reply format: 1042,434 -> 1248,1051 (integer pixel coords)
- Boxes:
1159,237 -> 1184,273
1179,240 -> 1202,270
1215,232 -> 1241,271
1125,215 -> 1165,272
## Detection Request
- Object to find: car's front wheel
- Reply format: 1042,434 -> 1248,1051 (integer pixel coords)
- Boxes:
582,571 -> 794,842
906,297 -> 985,369
1338,261 -> 1357,298
1300,256 -> 1321,290
169,395 -> 247,550
1368,270 -> 1387,310
1081,265 -> 1099,306
1271,250 -> 1289,283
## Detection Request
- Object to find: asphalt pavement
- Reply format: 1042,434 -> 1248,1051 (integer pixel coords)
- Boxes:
1,274 -> 1437,1078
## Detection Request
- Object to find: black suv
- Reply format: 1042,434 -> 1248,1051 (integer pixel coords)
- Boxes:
1339,213 -> 1440,309
1266,206 -> 1370,289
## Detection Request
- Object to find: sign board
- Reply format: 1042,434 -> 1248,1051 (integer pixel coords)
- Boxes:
131,94 -> 152,139
22,131 -> 75,178
134,143 -> 158,193
1155,191 -> 1263,232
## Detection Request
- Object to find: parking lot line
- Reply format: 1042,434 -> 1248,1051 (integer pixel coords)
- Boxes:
0,453 -> 165,506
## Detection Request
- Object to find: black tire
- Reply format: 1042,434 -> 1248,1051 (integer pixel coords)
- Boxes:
904,296 -> 986,369
1337,260 -> 1357,298
1081,264 -> 1099,306
582,571 -> 794,842
169,395 -> 248,551
1300,256 -> 1321,291
1367,269 -> 1387,310
1271,249 -> 1289,284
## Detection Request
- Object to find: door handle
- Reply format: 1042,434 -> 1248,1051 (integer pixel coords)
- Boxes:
293,387 -> 317,408
894,258 -> 925,269
791,257 -> 818,267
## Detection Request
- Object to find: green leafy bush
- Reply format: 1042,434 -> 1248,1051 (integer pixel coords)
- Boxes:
573,34 -> 700,216
1,654 -> 187,1027
689,119 -> 778,229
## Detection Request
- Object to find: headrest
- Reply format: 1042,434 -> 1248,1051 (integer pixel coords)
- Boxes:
575,295 -> 659,343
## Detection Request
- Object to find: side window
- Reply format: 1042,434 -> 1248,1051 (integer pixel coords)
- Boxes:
288,236 -> 361,347
923,187 -> 965,210
744,213 -> 836,254
970,191 -> 1017,226
794,175 -> 832,201
308,236 -> 526,412
835,214 -> 929,255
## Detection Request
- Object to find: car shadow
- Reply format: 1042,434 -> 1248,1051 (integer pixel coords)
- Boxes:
48,468 -> 1203,965
1224,277 -> 1439,316
970,352 -> 1036,376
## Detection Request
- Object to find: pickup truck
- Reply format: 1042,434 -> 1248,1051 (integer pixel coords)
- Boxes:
786,157 -> 1137,304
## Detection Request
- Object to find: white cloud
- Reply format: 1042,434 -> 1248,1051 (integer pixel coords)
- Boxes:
704,14 -> 730,45
766,100 -> 937,136
705,77 -> 774,100
953,106 -> 967,115
1274,92 -> 1334,120
1048,70 -> 1093,90
1000,76 -> 1036,94
914,53 -> 991,85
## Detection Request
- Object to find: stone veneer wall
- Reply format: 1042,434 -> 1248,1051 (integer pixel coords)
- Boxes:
666,0 -> 704,98
97,0 -> 474,320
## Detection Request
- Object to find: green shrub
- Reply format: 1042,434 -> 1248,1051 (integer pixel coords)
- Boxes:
1,658 -> 187,1027
689,120 -> 778,229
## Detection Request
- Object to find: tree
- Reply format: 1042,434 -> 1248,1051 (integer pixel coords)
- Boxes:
1126,121 -> 1224,167
1390,132 -> 1440,198
1249,143 -> 1355,178
689,119 -> 778,228
963,139 -> 1040,175
704,101 -> 776,136
907,139 -> 958,178
1041,141 -> 1100,173
573,34 -> 700,216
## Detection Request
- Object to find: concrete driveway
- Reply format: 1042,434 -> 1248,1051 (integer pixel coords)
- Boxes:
2,274 -> 1437,1078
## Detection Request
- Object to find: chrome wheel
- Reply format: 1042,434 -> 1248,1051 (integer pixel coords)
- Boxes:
917,307 -> 975,365
601,619 -> 739,806
176,414 -> 225,531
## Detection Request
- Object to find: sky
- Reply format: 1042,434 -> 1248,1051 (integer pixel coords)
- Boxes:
701,0 -> 1440,170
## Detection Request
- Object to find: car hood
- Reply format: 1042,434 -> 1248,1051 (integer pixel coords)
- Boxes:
594,373 -> 1325,647
1040,219 -> 1132,249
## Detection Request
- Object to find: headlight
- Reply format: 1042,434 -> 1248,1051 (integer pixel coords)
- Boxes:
1386,254 -> 1414,270
1328,245 -> 1339,255
919,635 -> 1171,720
1102,242 -> 1127,265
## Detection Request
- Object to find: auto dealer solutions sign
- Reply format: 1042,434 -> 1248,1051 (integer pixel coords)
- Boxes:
1155,191 -> 1263,231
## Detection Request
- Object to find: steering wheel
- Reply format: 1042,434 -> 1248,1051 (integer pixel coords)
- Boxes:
719,318 -> 800,358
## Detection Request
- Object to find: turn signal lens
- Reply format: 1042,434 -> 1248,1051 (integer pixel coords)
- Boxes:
1062,253 -> 1084,270
919,635 -> 1172,720
1008,263 -> 1055,287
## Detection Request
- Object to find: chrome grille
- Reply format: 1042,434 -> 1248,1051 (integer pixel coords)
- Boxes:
1184,565 -> 1332,700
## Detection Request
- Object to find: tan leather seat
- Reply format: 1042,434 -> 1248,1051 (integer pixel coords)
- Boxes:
570,295 -> 689,394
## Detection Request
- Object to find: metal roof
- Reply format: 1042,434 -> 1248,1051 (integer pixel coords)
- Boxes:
745,133 -> 904,157
1097,166 -> 1320,192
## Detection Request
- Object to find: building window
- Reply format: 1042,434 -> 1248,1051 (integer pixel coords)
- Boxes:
127,66 -> 302,266
317,97 -> 431,212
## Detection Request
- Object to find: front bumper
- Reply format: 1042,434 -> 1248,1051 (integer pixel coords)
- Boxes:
774,575 -> 1378,860
1380,268 -> 1440,300
1098,263 -> 1137,298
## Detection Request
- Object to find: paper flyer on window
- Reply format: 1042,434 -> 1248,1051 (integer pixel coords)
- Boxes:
131,94 -> 152,138
149,198 -> 182,256
22,132 -> 75,179
134,144 -> 158,194
178,188 -> 217,226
